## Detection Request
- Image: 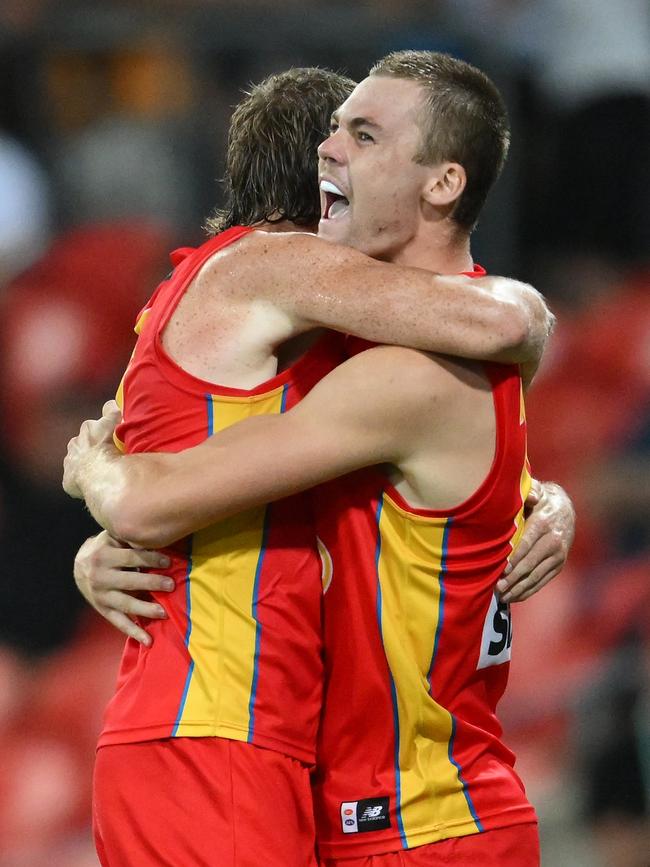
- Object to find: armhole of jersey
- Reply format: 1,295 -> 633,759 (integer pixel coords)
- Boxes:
383,363 -> 520,520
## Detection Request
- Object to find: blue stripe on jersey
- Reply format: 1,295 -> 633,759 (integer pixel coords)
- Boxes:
205,392 -> 215,435
248,387 -> 285,738
448,715 -> 484,832
172,542 -> 195,736
375,496 -> 408,849
247,508 -> 270,741
280,382 -> 289,413
171,393 -> 215,734
427,517 -> 453,690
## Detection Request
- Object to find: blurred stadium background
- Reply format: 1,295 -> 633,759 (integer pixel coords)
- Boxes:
0,1 -> 647,865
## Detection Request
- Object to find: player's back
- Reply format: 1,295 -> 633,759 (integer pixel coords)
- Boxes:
312,343 -> 537,858
102,226 -> 344,764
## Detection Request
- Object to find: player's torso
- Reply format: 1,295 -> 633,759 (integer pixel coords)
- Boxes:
313,360 -> 537,858
102,227 -> 345,765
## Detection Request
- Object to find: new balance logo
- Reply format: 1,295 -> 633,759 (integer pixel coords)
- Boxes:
340,797 -> 391,834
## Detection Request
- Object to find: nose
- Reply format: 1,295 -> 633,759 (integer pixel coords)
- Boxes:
318,129 -> 345,165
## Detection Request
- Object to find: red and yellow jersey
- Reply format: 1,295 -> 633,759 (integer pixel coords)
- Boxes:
312,350 -> 536,858
100,226 -> 344,765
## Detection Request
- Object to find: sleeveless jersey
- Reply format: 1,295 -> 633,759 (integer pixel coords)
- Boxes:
313,346 -> 536,858
99,226 -> 344,765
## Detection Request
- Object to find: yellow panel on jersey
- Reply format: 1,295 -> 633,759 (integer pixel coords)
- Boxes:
173,385 -> 287,739
376,498 -> 478,847
508,464 -> 532,558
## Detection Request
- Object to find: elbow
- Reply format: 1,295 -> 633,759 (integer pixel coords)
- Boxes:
497,287 -> 553,364
492,299 -> 531,358
110,487 -> 174,550
524,285 -> 555,358
505,302 -> 532,354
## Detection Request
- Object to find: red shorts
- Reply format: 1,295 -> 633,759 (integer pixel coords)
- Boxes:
318,824 -> 540,867
93,737 -> 317,867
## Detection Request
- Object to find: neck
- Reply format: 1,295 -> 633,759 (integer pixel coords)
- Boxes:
389,221 -> 473,273
254,218 -> 317,234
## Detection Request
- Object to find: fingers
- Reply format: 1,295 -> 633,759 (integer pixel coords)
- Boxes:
96,588 -> 169,647
74,531 -> 173,646
497,521 -> 565,602
512,566 -> 562,602
78,415 -> 116,448
524,478 -> 543,508
506,535 -> 532,571
102,545 -> 171,574
524,490 -> 540,509
508,510 -> 557,571
504,532 -> 562,583
78,533 -> 172,584
498,557 -> 559,603
102,608 -> 154,647
101,570 -> 175,594
103,589 -> 168,621
63,436 -> 85,498
102,400 -> 121,419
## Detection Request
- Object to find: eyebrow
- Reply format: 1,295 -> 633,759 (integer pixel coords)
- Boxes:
331,111 -> 382,131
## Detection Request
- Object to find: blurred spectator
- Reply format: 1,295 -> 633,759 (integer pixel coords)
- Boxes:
576,629 -> 650,867
526,264 -> 650,568
446,0 -> 650,270
0,615 -> 124,866
0,220 -> 172,657
0,219 -> 172,864
53,116 -> 196,233
525,0 -> 650,264
47,41 -> 202,235
0,132 -> 50,288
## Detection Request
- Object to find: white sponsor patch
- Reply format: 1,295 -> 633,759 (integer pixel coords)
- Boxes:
477,592 -> 512,670
341,802 -> 358,833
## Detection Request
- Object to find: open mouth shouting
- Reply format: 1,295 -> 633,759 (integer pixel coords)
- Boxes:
320,179 -> 350,221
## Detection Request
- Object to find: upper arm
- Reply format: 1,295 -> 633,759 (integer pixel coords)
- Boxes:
117,347 -> 442,546
182,345 -> 435,495
238,232 -> 553,366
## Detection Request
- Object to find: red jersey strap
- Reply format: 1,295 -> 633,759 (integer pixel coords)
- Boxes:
169,247 -> 195,267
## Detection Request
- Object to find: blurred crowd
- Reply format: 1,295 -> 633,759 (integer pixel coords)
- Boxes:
0,1 -> 647,865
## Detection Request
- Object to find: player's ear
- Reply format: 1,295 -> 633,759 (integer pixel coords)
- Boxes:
421,162 -> 466,209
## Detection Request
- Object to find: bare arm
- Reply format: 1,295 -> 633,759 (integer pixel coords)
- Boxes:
66,382 -> 575,642
67,349 -> 566,557
213,231 -> 553,378
75,482 -> 575,643
65,351 -> 441,547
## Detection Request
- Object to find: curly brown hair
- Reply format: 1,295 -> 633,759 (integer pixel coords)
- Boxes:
206,68 -> 356,235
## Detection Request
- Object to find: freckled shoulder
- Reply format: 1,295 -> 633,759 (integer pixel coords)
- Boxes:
196,230 -> 369,305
